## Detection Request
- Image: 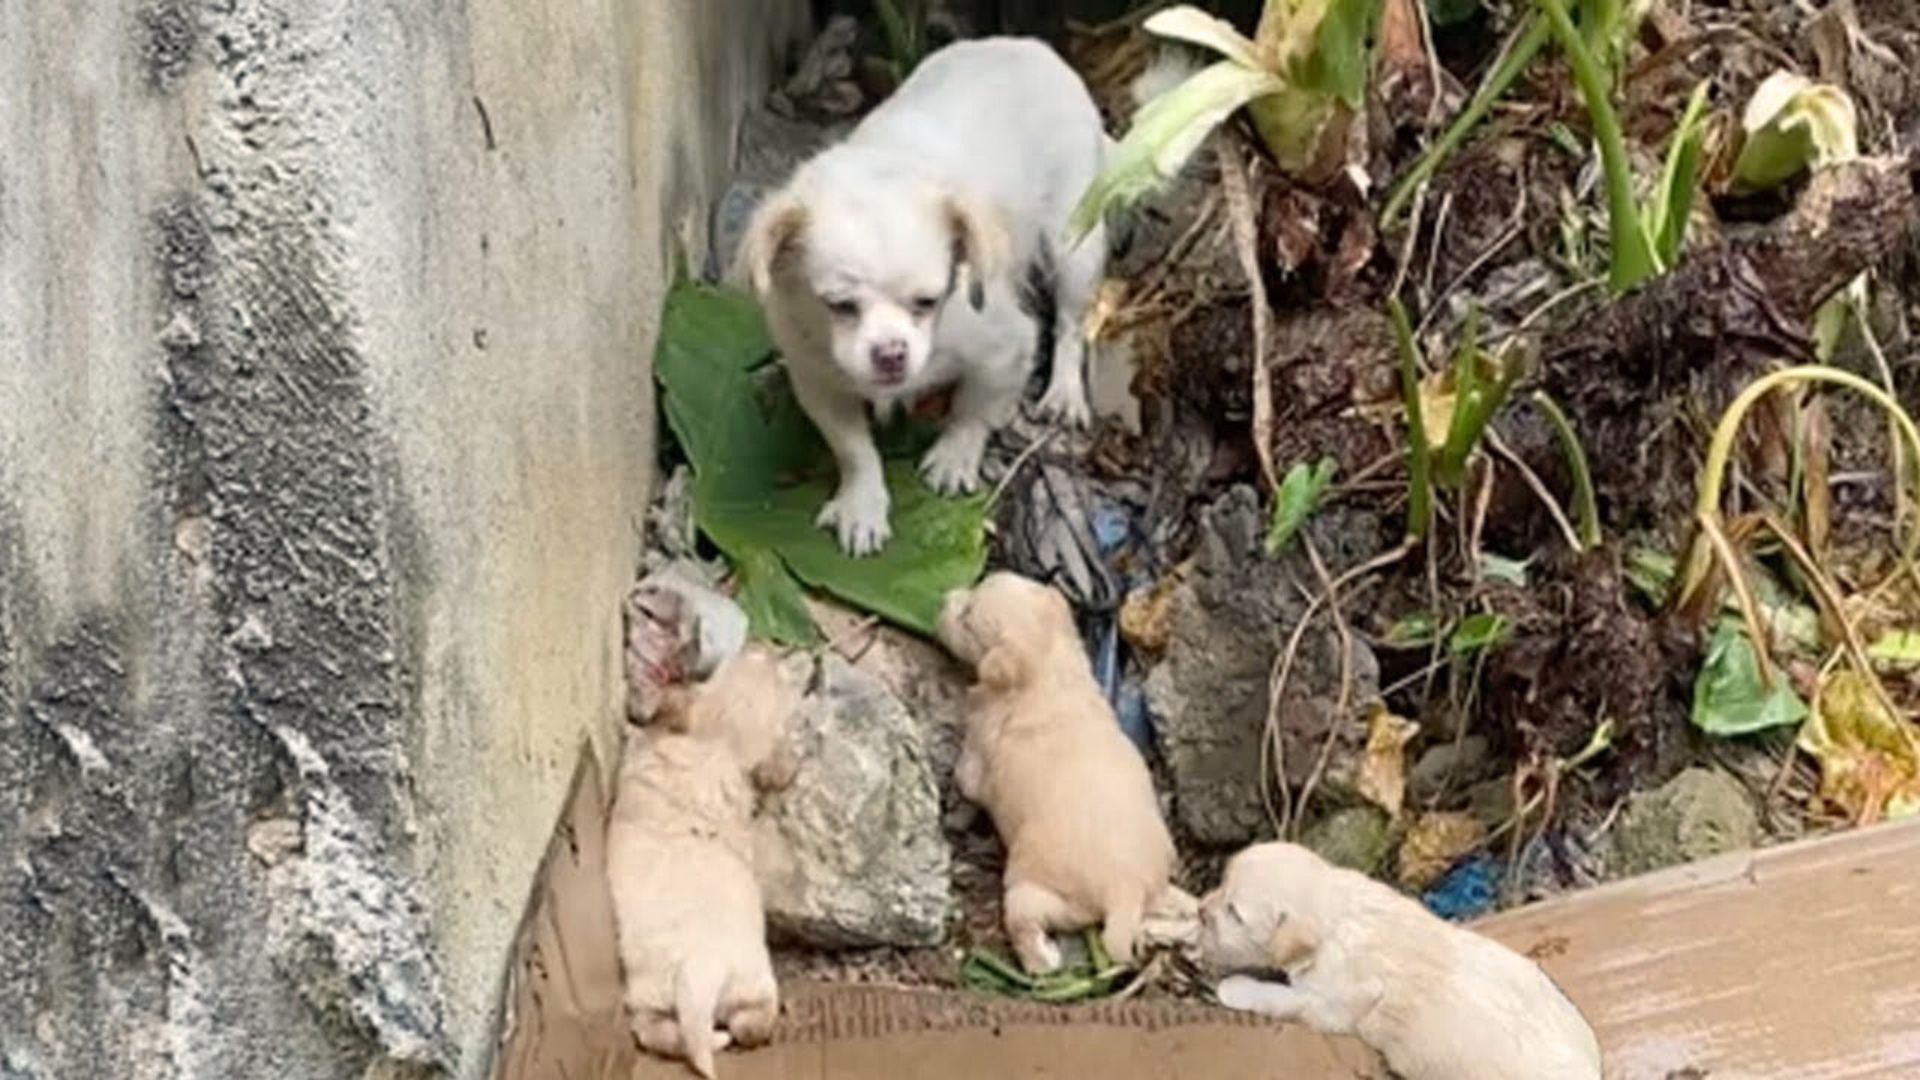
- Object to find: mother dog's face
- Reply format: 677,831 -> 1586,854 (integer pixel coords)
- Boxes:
739,156 -> 1008,400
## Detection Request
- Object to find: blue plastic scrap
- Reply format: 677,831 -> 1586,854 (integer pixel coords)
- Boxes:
1421,854 -> 1500,921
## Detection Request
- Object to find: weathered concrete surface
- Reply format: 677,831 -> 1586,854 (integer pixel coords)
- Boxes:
0,2 -> 804,1077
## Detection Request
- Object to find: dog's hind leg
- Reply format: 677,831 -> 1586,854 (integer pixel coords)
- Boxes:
1003,879 -> 1083,976
721,970 -> 781,1050
1036,221 -> 1106,427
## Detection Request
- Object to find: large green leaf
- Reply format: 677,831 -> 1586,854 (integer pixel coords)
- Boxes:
653,280 -> 988,643
1691,619 -> 1810,737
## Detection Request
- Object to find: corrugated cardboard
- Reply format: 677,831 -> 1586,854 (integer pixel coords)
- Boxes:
494,743 -> 1920,1080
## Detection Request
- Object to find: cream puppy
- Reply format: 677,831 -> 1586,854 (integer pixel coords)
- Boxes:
607,646 -> 802,1079
739,38 -> 1111,556
1198,842 -> 1602,1080
937,571 -> 1185,973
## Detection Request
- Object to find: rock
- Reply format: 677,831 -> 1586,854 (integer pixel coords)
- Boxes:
1611,768 -> 1759,877
1301,806 -> 1394,875
1142,486 -> 1382,845
1409,735 -> 1494,804
756,654 -> 954,948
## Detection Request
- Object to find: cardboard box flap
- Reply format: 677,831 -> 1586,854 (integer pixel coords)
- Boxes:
495,742 -> 1920,1080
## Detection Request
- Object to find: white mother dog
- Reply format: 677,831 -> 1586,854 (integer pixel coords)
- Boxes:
738,38 -> 1109,555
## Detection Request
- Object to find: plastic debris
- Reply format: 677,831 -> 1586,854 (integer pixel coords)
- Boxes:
1421,854 -> 1500,921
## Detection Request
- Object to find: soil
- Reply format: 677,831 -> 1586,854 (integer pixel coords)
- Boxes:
723,0 -> 1920,1000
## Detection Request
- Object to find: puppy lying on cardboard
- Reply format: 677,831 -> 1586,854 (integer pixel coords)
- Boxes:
607,645 -> 802,1078
938,571 -> 1193,972
1199,842 -> 1602,1080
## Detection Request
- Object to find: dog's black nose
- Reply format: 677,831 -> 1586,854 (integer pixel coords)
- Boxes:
871,341 -> 907,378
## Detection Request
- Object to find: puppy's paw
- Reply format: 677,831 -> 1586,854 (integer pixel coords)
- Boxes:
1036,379 -> 1092,429
1014,934 -> 1064,976
816,483 -> 891,556
1215,974 -> 1272,1013
919,428 -> 987,496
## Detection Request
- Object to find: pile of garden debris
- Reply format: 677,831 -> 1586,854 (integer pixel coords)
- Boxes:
639,0 -> 1920,1000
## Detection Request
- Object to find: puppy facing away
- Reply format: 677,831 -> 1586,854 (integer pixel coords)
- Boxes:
1198,842 -> 1602,1080
739,38 -> 1111,556
936,571 -> 1188,973
606,645 -> 802,1078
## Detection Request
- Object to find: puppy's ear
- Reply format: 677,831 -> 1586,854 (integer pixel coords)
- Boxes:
737,192 -> 809,297
1265,915 -> 1322,970
975,644 -> 1028,690
942,192 -> 1011,311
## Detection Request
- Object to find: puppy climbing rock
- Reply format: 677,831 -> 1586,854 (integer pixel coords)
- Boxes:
738,38 -> 1112,556
1199,842 -> 1603,1080
607,645 -> 802,1078
936,571 -> 1188,973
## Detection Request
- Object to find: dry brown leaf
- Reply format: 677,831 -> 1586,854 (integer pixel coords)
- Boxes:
1397,811 -> 1486,890
1118,566 -> 1187,657
1800,669 -> 1920,824
1357,708 -> 1421,819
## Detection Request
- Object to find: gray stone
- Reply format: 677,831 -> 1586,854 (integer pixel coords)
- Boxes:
1301,806 -> 1395,875
757,655 -> 954,948
1611,768 -> 1761,877
1409,735 -> 1495,804
1143,486 -> 1383,846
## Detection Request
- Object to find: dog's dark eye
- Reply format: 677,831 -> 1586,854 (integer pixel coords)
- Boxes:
824,298 -> 859,319
910,295 -> 941,317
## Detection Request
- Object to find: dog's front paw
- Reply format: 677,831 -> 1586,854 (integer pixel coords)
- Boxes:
1216,974 -> 1286,1014
816,483 -> 891,556
1036,379 -> 1092,429
919,428 -> 987,496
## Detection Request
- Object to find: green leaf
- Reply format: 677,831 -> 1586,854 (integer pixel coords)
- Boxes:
1292,0 -> 1382,110
1732,72 -> 1860,195
1428,0 -> 1481,26
1868,630 -> 1920,667
1450,612 -> 1511,655
1070,60 -> 1286,239
1265,457 -> 1338,557
1385,612 -> 1438,647
1478,553 -> 1531,587
654,280 -> 988,642
1143,6 -> 1263,68
1647,79 -> 1712,271
1625,547 -> 1676,604
1691,620 -> 1810,736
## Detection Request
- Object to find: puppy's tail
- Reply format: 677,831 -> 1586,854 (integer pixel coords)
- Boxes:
1100,888 -> 1147,969
675,958 -> 728,1079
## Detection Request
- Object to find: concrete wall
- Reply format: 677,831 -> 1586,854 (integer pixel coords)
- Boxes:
0,1 -> 805,1076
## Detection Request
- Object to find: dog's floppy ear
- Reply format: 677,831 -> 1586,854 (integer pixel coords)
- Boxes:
942,192 -> 1011,311
737,192 -> 809,297
1265,914 -> 1322,970
975,644 -> 1028,690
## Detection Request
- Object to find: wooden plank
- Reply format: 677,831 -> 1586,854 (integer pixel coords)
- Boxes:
1474,819 -> 1920,1079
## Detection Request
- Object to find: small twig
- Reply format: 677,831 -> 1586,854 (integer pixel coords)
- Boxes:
1419,178 -> 1530,337
1292,535 -> 1360,830
1697,511 -> 1779,689
986,429 -> 1058,511
1261,543 -> 1412,837
1855,296 -> 1909,533
1219,138 -> 1278,495
1421,190 -> 1456,302
1485,427 -> 1586,552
